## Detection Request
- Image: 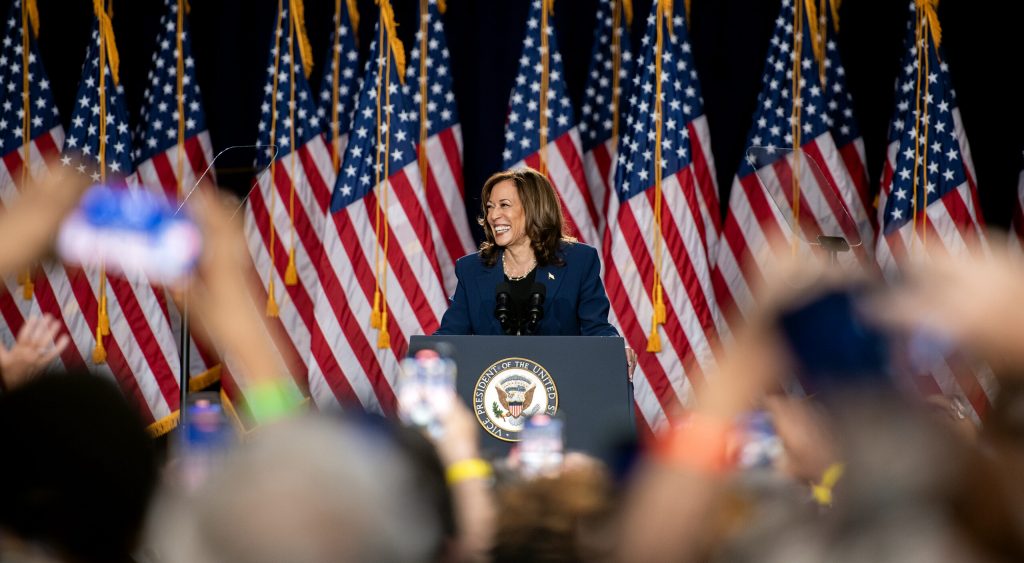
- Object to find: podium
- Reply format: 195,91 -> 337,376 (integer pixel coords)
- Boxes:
408,335 -> 635,459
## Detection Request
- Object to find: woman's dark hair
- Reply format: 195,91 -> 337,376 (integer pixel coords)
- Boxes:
478,167 -> 575,267
0,371 -> 157,563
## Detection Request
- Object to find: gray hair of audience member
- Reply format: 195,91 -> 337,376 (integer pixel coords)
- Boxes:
157,416 -> 442,563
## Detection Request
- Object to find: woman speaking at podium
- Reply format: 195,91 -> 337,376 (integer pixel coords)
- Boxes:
434,168 -> 637,373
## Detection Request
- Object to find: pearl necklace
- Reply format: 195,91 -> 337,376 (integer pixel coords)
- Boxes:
502,252 -> 536,281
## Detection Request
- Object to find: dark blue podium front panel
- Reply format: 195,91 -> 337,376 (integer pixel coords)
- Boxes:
409,335 -> 635,460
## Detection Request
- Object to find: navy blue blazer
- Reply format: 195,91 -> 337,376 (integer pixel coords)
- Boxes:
434,242 -> 619,337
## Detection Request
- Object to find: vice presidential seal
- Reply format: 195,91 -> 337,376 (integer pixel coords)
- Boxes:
473,357 -> 558,441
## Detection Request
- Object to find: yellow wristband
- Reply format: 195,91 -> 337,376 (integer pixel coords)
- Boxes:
811,462 -> 845,506
445,458 -> 493,485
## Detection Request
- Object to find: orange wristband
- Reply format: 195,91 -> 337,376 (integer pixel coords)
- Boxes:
656,412 -> 737,475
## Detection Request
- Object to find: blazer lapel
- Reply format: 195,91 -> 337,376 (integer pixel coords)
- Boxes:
476,259 -> 504,296
477,259 -> 505,332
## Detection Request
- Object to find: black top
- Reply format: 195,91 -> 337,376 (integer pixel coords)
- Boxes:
506,268 -> 537,333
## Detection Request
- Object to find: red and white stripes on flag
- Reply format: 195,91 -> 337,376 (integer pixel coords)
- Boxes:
604,3 -> 722,433
515,131 -> 599,245
0,128 -> 64,368
307,157 -> 448,413
307,11 -> 447,414
404,0 -> 475,294
502,0 -> 598,245
713,0 -> 874,332
604,149 -> 722,433
875,2 -> 994,421
243,1 -> 332,400
41,13 -> 185,433
246,141 -> 335,398
579,0 -> 635,241
135,133 -> 221,390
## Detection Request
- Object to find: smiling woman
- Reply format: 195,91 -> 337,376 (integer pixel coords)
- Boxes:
433,168 -> 635,370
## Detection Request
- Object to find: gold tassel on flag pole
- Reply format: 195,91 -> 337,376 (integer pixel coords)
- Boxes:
369,13 -> 386,330
910,0 -> 941,252
175,0 -> 186,199
265,0 -> 286,316
18,0 -> 39,301
788,0 -> 804,259
347,0 -> 360,43
610,0 -> 632,147
537,0 -> 553,176
290,0 -> 314,79
330,0 -> 344,171
647,0 -> 671,354
417,0 -> 430,191
91,0 -> 121,363
284,0 -> 307,287
370,0 -> 405,350
378,46 -> 393,350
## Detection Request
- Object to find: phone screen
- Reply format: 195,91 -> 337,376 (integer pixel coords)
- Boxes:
397,348 -> 456,438
518,414 -> 564,478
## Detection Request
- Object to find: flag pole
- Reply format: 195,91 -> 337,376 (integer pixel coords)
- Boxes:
175,0 -> 191,429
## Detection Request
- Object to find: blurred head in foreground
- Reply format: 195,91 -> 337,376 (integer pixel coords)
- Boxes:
0,371 -> 157,563
493,459 -> 618,563
155,415 -> 442,563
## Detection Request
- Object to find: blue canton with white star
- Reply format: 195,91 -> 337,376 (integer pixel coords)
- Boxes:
331,23 -> 420,213
502,0 -> 576,167
134,0 -> 207,164
820,12 -> 860,147
0,0 -> 60,158
316,3 -> 360,143
579,0 -> 633,153
737,0 -> 840,179
60,22 -> 134,182
882,4 -> 966,235
255,7 -> 323,169
614,3 -> 704,202
402,0 -> 458,138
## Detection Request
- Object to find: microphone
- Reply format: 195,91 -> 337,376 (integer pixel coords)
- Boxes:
495,282 -> 515,335
522,283 -> 546,335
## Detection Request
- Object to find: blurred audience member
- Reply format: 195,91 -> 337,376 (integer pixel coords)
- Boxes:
0,372 -> 157,563
492,461 -> 618,563
151,416 -> 443,563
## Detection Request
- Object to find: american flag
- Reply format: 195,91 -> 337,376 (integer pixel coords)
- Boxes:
0,1 -> 64,371
133,0 -> 221,394
503,0 -> 597,245
244,0 -> 334,402
315,0 -> 361,166
307,9 -> 447,414
714,0 -> 874,330
604,2 -> 721,433
579,0 -> 634,240
53,17 -> 183,433
402,0 -> 475,295
876,2 -> 994,419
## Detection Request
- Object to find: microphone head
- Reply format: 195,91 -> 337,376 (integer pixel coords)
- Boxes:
529,283 -> 546,307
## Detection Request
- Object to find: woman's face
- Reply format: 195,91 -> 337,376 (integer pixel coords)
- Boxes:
485,180 -> 528,249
